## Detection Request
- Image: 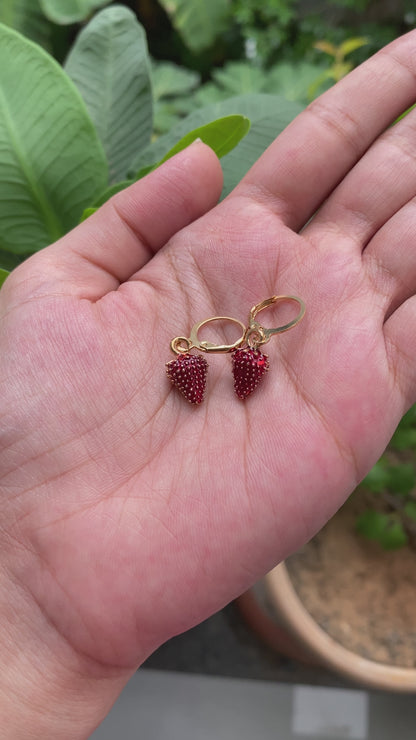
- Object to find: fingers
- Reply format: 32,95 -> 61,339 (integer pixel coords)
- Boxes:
363,197 -> 416,317
7,142 -> 223,302
235,30 -> 416,231
305,105 -> 416,249
384,297 -> 416,408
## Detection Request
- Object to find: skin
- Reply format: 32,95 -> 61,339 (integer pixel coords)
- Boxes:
2,30 -> 416,738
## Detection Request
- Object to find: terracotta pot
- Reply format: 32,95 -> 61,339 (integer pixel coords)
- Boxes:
262,562 -> 416,693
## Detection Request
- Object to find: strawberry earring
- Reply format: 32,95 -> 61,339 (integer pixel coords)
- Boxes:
166,296 -> 305,404
232,296 -> 306,399
166,316 -> 246,405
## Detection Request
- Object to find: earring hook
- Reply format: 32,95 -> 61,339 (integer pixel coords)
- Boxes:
171,316 -> 247,354
170,296 -> 305,355
245,295 -> 306,348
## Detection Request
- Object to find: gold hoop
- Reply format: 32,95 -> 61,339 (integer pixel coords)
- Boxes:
189,316 -> 247,353
169,296 -> 305,355
245,295 -> 306,348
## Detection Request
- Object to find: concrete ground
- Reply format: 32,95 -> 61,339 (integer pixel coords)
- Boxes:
91,603 -> 416,739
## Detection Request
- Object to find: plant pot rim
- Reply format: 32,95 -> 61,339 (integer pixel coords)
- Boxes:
266,562 -> 416,692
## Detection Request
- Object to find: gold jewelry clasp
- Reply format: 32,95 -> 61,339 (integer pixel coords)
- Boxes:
244,295 -> 305,348
169,296 -> 305,355
171,316 -> 246,355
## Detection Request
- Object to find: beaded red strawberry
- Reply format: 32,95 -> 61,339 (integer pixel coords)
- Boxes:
166,353 -> 208,404
231,347 -> 269,400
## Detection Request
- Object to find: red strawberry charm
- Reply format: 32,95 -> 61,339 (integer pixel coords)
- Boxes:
166,353 -> 208,404
232,347 -> 269,400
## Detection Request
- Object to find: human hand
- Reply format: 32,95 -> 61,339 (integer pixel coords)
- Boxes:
2,31 -> 416,738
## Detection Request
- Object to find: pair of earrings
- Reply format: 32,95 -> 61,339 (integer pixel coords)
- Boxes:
166,295 -> 305,404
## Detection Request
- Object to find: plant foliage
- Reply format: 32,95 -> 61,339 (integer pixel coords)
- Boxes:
158,0 -> 230,52
133,93 -> 302,199
0,0 -> 52,49
0,22 -> 108,257
39,0 -> 112,25
0,268 -> 9,288
1,7 -> 287,281
83,114 -> 252,219
357,408 -> 416,550
65,5 -> 153,183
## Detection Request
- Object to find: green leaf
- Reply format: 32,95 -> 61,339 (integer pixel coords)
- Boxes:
314,40 -> 338,57
132,94 -> 303,200
404,500 -> 416,521
212,63 -> 267,96
267,62 -> 328,103
135,165 -> 156,180
380,519 -> 408,550
40,0 -> 111,25
397,405 -> 416,428
331,61 -> 353,82
158,115 -> 251,165
356,509 -> 387,539
191,82 -> 230,108
195,61 -> 328,108
65,6 -> 152,184
338,37 -> 368,58
158,0 -> 229,52
220,97 -> 304,199
307,69 -> 337,100
390,426 -> 416,450
387,463 -> 416,496
80,207 -> 98,222
84,117 -> 250,214
0,23 -> 108,255
356,510 -> 408,550
0,248 -> 29,270
362,459 -> 416,496
394,104 -> 416,125
0,268 -> 10,288
153,102 -> 184,136
362,459 -> 390,493
152,60 -> 200,101
390,405 -> 416,449
93,180 -> 135,207
0,0 -> 52,50
80,179 -> 135,220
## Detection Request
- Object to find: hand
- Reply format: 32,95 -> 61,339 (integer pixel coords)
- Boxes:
2,31 -> 416,737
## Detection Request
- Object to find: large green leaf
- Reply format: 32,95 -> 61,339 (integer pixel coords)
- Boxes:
212,63 -> 267,96
80,179 -> 135,220
82,114 -> 250,219
209,61 -> 328,104
0,23 -> 108,255
0,268 -> 10,288
40,0 -> 111,24
159,61 -> 324,131
158,115 -> 250,165
65,6 -> 153,183
0,248 -> 29,270
152,60 -> 200,134
133,94 -> 303,199
158,0 -> 229,52
152,60 -> 200,101
0,0 -> 52,49
267,62 -> 328,103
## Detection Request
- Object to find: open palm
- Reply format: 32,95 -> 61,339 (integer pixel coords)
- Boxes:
2,33 -> 416,735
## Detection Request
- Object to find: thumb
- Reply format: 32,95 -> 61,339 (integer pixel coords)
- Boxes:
3,142 -> 223,304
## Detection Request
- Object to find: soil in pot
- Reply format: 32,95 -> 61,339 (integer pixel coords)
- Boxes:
286,492 -> 416,667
